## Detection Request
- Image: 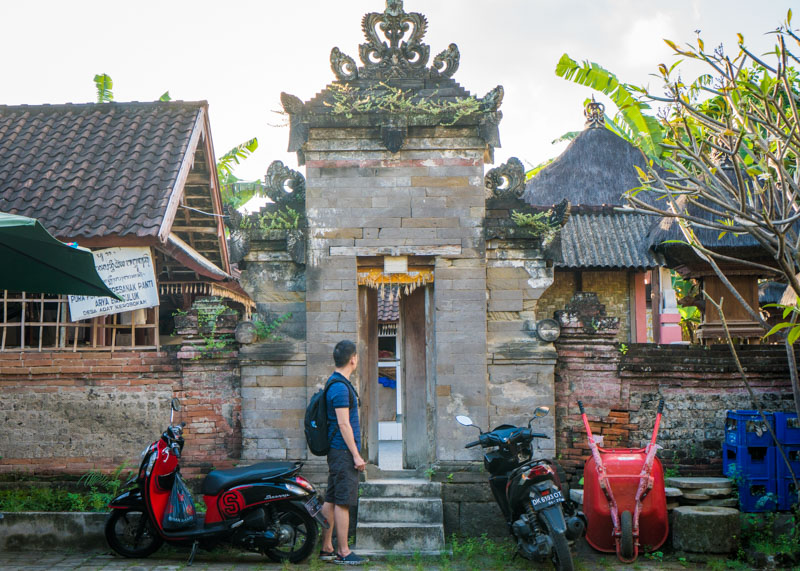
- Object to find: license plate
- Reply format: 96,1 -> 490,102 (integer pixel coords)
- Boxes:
304,496 -> 323,517
531,489 -> 564,511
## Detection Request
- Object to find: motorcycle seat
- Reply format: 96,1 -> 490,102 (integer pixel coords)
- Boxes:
201,461 -> 298,496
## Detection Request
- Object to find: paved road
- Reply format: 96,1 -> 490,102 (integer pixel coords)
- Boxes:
0,545 -> 715,570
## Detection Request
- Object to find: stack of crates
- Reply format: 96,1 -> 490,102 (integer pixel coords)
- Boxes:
722,410 -> 778,512
775,412 -> 799,511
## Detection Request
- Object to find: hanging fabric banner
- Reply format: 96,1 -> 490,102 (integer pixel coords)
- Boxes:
356,268 -> 434,300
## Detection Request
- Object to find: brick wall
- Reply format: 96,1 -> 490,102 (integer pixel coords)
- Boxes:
554,334 -> 797,483
0,350 -> 240,477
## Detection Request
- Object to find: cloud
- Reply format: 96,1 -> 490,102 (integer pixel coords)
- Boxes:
622,12 -> 676,68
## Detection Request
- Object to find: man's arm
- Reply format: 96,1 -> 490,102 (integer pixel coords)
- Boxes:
335,407 -> 366,471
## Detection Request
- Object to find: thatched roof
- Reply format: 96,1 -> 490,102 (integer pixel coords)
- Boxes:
523,126 -> 653,207
521,122 -> 661,269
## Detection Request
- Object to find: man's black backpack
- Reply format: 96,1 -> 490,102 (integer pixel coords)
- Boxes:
304,376 -> 354,456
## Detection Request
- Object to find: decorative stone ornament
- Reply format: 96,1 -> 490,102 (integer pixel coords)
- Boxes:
264,160 -> 305,206
485,157 -> 526,198
584,97 -> 606,128
330,0 -> 460,81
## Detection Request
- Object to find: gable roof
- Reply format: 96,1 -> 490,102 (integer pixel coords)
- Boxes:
0,100 -> 233,281
0,101 -> 202,241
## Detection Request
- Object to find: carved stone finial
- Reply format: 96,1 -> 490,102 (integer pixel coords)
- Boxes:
264,160 -> 306,205
330,47 -> 358,82
330,1 -> 461,81
485,157 -> 525,198
431,43 -> 460,78
584,97 -> 605,128
480,85 -> 504,111
280,92 -> 304,115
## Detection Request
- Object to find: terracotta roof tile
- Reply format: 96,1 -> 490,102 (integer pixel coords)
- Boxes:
0,101 -> 204,241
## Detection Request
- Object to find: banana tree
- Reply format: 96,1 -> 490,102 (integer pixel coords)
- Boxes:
554,54 -> 666,161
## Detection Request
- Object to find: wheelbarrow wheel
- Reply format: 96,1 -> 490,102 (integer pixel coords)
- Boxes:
620,510 -> 634,560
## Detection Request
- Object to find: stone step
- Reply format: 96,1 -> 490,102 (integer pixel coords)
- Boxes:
355,522 -> 446,554
358,497 -> 443,524
359,479 -> 441,498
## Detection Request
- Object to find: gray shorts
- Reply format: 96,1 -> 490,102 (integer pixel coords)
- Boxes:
325,448 -> 359,506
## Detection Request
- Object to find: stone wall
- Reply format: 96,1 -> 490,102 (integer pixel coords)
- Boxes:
0,348 -> 241,476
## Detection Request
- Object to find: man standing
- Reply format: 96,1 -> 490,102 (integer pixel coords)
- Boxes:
319,340 -> 368,565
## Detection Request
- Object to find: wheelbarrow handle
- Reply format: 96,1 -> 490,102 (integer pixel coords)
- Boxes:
658,399 -> 664,414
578,400 -> 585,415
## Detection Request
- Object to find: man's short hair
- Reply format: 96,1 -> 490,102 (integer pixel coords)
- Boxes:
333,340 -> 357,368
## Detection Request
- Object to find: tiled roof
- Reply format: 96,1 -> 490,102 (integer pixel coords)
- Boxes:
378,286 -> 400,322
0,101 -> 204,241
557,210 -> 662,270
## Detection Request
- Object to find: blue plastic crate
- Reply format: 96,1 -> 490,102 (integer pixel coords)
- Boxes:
725,410 -> 775,447
737,476 -> 778,512
722,443 -> 776,479
775,412 -> 800,445
778,477 -> 798,511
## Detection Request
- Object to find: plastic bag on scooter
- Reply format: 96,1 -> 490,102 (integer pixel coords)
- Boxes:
162,473 -> 197,530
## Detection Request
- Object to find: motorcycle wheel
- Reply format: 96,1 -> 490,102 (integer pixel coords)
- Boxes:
620,510 -> 634,560
105,508 -> 163,558
264,502 -> 318,563
550,531 -> 574,571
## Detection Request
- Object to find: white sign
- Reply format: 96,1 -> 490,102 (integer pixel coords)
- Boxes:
68,246 -> 158,320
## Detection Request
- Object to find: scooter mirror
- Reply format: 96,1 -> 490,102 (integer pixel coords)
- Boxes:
456,415 -> 474,427
533,406 -> 550,418
171,398 -> 181,412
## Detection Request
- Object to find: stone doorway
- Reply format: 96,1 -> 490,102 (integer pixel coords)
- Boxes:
358,281 -> 432,470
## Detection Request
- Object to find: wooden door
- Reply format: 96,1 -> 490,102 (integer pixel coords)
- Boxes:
402,286 -> 429,468
357,287 -> 379,464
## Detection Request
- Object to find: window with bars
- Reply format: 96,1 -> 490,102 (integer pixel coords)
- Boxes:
0,291 -> 159,352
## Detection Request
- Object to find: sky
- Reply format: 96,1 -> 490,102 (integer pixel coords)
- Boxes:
0,0 -> 793,183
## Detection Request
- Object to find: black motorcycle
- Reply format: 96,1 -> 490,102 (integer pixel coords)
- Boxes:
456,407 -> 584,571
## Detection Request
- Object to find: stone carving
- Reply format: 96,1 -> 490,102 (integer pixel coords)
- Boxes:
431,43 -> 460,78
280,92 -> 304,114
330,0 -> 461,81
264,160 -> 305,205
381,122 -> 407,154
485,157 -> 525,198
584,98 -> 605,128
330,47 -> 358,82
480,85 -> 504,112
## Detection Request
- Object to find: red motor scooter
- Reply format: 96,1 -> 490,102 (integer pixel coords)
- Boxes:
577,399 -> 668,563
105,398 -> 327,564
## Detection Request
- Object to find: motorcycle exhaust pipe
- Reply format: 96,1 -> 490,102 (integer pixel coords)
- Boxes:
564,515 -> 586,541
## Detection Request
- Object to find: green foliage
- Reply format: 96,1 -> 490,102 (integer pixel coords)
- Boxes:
663,466 -> 680,479
253,312 -> 292,342
555,54 -> 664,159
254,207 -> 301,231
510,209 -> 560,243
764,303 -> 800,344
0,464 -> 133,512
196,303 -> 235,356
159,91 -> 171,102
93,73 -> 114,103
423,466 -> 436,480
325,82 -> 482,125
617,343 -> 629,355
217,138 -> 259,185
524,158 -> 554,180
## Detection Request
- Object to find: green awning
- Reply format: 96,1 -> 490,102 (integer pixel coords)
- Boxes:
0,212 -> 121,299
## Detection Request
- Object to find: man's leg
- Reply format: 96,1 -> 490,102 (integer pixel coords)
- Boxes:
334,504 -> 351,557
321,501 -> 335,553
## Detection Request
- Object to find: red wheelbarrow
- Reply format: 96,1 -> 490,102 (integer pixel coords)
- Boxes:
577,399 -> 668,563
